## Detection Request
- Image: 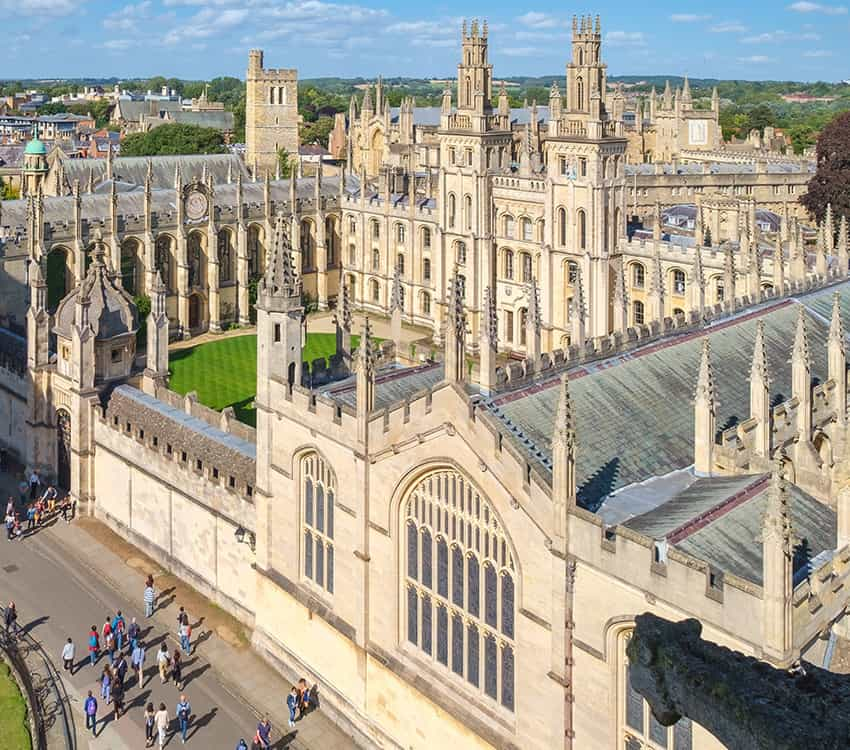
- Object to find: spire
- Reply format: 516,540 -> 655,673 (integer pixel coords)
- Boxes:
553,374 -> 576,451
723,244 -> 736,310
389,263 -> 403,357
751,319 -> 770,384
482,284 -> 497,348
662,80 -> 672,109
570,263 -> 587,345
762,457 -> 794,553
526,276 -> 542,368
750,319 -> 771,457
340,276 -> 353,333
825,203 -> 835,254
773,234 -> 785,294
695,338 -> 716,403
792,304 -> 811,369
682,75 -> 692,105
829,292 -> 847,424
260,212 -> 300,299
444,269 -> 467,384
479,285 -> 498,394
613,260 -> 629,333
838,215 -> 849,277
694,338 -> 716,475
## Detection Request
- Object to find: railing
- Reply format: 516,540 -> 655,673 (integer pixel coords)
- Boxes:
0,606 -> 76,750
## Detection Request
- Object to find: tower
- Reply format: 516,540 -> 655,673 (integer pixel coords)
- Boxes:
245,49 -> 300,177
457,19 -> 493,112
566,15 -> 606,117
21,126 -> 49,197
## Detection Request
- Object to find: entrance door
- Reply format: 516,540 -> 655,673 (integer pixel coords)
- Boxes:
57,410 -> 71,492
189,294 -> 201,330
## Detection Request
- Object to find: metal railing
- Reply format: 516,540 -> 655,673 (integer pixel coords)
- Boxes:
0,607 -> 76,750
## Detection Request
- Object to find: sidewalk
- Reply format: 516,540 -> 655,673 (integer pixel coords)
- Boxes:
47,515 -> 356,750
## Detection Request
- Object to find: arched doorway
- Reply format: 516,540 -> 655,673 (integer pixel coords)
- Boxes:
189,294 -> 202,330
57,409 -> 71,492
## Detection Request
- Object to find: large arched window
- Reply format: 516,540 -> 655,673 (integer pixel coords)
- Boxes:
448,194 -> 457,228
218,229 -> 234,283
302,453 -> 335,595
631,263 -> 646,290
503,249 -> 514,280
120,238 -> 142,296
154,235 -> 174,293
404,469 -> 515,711
247,225 -> 264,278
558,208 -> 567,246
397,252 -> 405,276
577,209 -> 587,250
300,219 -> 314,270
187,233 -> 205,289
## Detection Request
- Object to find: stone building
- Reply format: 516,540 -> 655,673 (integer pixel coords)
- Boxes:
245,49 -> 300,176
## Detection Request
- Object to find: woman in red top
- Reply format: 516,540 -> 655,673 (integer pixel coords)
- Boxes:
88,625 -> 100,666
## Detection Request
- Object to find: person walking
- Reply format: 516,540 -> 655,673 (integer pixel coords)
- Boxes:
112,675 -> 125,720
128,616 -> 140,651
100,664 -> 112,704
235,740 -> 248,750
5,510 -> 13,541
114,650 -> 128,689
28,470 -> 39,501
144,580 -> 156,618
61,638 -> 75,673
286,686 -> 298,728
157,642 -> 170,683
4,601 -> 18,637
154,702 -> 169,748
112,610 -> 126,651
171,649 -> 183,690
179,619 -> 192,656
88,625 -> 99,666
144,702 -> 156,748
131,640 -> 146,688
25,504 -> 35,532
175,694 -> 191,744
84,690 -> 98,736
256,717 -> 272,748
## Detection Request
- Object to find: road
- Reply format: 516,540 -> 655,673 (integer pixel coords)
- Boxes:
0,516 -> 277,750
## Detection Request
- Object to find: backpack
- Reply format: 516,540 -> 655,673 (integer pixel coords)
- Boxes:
178,703 -> 190,721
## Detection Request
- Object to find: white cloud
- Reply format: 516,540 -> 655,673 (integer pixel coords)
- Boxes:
788,1 -> 847,13
670,13 -> 711,22
162,7 -> 248,44
4,0 -> 79,15
516,11 -> 562,29
605,30 -> 647,47
804,48 -> 833,56
103,1 -> 152,30
741,29 -> 821,42
101,38 -> 135,50
738,55 -> 774,63
709,21 -> 747,32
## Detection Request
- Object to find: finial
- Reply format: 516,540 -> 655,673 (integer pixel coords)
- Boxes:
554,374 -> 576,448
751,319 -> 770,384
695,338 -> 716,402
792,305 -> 811,367
830,291 -> 845,348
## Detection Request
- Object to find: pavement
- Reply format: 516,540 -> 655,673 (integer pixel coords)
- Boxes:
0,470 -> 356,750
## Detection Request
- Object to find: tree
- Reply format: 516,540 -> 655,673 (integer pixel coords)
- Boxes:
277,149 -> 294,178
1,181 -> 20,200
300,116 -> 335,146
120,123 -> 225,157
801,111 -> 850,225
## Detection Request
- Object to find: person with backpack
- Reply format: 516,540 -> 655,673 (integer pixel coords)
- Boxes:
88,625 -> 99,666
114,650 -> 128,690
172,649 -> 184,690
176,694 -> 192,744
112,610 -> 126,651
286,686 -> 298,728
179,619 -> 192,656
112,674 -> 125,720
131,640 -> 146,688
144,702 -> 156,748
127,616 -> 140,651
102,616 -> 114,663
84,690 -> 98,736
100,664 -> 112,704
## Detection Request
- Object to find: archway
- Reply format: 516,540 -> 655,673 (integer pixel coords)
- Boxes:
369,128 -> 384,176
56,409 -> 71,492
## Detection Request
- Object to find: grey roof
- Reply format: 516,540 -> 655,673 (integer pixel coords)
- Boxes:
388,105 -> 551,128
625,161 -> 814,176
114,99 -> 181,122
164,110 -> 234,130
488,282 -> 850,510
0,144 -> 24,169
673,478 -> 835,585
322,362 -> 445,410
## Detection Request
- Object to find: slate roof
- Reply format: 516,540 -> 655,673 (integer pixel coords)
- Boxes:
625,161 -> 814,176
321,362 -> 446,410
114,99 -> 181,122
487,281 -> 850,510
0,144 -> 24,169
164,110 -> 234,130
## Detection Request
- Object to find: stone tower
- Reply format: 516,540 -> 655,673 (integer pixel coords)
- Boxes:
245,49 -> 299,177
21,127 -> 49,197
566,15 -> 605,115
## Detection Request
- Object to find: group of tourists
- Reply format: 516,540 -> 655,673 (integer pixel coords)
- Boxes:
4,473 -> 75,541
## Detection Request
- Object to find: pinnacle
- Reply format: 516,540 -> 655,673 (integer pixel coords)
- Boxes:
262,212 -> 299,297
695,338 -> 716,402
554,374 -> 576,448
792,305 -> 811,367
751,320 -> 770,385
829,291 -> 845,346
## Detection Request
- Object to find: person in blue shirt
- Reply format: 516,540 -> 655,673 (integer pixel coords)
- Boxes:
286,685 -> 299,728
84,691 -> 98,736
176,694 -> 192,743
112,610 -> 126,650
256,717 -> 272,747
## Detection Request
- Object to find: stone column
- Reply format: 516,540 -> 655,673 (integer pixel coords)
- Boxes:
208,227 -> 221,332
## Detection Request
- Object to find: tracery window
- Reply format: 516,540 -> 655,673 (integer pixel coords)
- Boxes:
155,235 -> 173,292
503,250 -> 514,280
521,217 -> 532,241
302,453 -> 335,595
422,227 -> 432,250
404,469 -> 515,711
672,269 -> 686,296
300,220 -> 314,270
247,225 -> 263,278
218,229 -> 234,283
187,233 -> 204,288
521,253 -> 533,283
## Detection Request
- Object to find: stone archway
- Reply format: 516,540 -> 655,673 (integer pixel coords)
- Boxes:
56,409 -> 71,492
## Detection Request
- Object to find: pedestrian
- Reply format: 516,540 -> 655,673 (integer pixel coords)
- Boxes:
100,664 -> 112,704
144,702 -> 156,748
176,606 -> 188,636
297,678 -> 314,715
88,625 -> 99,666
61,637 -> 75,673
179,619 -> 192,655
84,690 -> 98,736
144,581 -> 156,618
235,740 -> 248,750
286,686 -> 298,728
176,693 -> 191,744
112,610 -> 126,651
256,716 -> 273,747
114,650 -> 128,689
4,510 -> 13,541
4,601 -> 18,637
154,702 -> 169,748
131,640 -> 146,688
25,504 -> 35,532
172,649 -> 183,690
128,616 -> 140,651
112,676 -> 124,720
61,496 -> 74,523
28,469 -> 39,501
157,642 -> 170,683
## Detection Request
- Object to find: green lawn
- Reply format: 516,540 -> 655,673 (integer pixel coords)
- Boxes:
0,660 -> 32,750
169,333 -> 365,427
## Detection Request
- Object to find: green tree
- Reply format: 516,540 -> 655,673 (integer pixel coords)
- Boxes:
300,116 -> 335,146
277,149 -> 294,178
120,123 -> 226,156
1,182 -> 20,200
134,294 -> 151,347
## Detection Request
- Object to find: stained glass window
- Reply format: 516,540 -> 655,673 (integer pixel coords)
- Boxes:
302,454 -> 335,594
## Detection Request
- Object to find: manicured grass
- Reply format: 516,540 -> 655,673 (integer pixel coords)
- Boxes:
0,660 -> 32,750
169,332 -> 366,427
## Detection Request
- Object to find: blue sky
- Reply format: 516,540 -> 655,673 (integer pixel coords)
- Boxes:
4,0 -> 849,81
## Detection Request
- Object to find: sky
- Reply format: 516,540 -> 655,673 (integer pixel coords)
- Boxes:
4,0 -> 850,82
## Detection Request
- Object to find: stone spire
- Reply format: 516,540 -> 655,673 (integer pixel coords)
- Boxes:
612,260 -> 629,333
792,305 -> 813,445
389,263 -> 403,357
815,222 -> 828,279
662,79 -> 672,109
750,320 -> 771,457
825,203 -> 835,255
87,166 -> 94,194
829,292 -> 847,424
694,338 -> 716,475
355,317 -> 376,444
526,276 -> 542,368
690,245 -> 706,316
259,212 -> 300,302
790,218 -> 806,284
570,262 -> 587,345
838,215 -> 849,278
26,258 -> 50,369
747,230 -> 762,303
551,374 -> 577,551
444,269 -> 467,384
681,75 -> 692,107
648,249 -> 664,322
653,200 -> 662,241
479,285 -> 499,394
723,244 -> 736,311
773,234 -> 785,295
143,269 -> 170,391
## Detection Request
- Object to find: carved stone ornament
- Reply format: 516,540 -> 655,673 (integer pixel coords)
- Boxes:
186,189 -> 208,221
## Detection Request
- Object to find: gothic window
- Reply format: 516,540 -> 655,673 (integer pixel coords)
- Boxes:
423,258 -> 432,282
558,207 -> 567,246
633,300 -> 645,326
370,279 -> 380,302
422,227 -> 431,250
155,236 -> 173,293
503,250 -> 514,280
521,253 -> 532,283
715,279 -> 725,303
403,469 -> 516,711
326,217 -> 337,267
577,209 -> 587,250
371,220 -> 380,240
302,453 -> 335,595
218,229 -> 234,283
464,194 -> 473,231
567,261 -> 578,286
396,223 -> 406,244
503,215 -> 515,238
456,241 -> 467,266
632,263 -> 646,290
349,216 -> 357,235
672,269 -> 686,296
397,253 -> 405,276
372,248 -> 380,272
188,233 -> 204,288
536,219 -> 545,243
448,194 -> 457,228
521,218 -> 532,241
248,225 -> 264,278
120,239 -> 141,296
505,310 -> 514,343
348,243 -> 356,266
577,77 -> 585,110
300,220 -> 314,270
421,292 -> 431,315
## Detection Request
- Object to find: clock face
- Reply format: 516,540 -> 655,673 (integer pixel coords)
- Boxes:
186,191 -> 208,221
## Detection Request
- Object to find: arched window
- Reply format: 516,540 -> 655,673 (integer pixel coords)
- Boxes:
632,263 -> 645,290
422,227 -> 432,250
218,229 -> 234,283
464,194 -> 473,231
577,77 -> 584,110
503,249 -> 514,280
521,253 -> 532,283
187,233 -> 204,288
536,219 -> 545,243
423,258 -> 432,282
370,279 -> 380,302
421,292 -> 431,315
448,194 -> 457,228
715,278 -> 725,303
302,453 -> 335,594
300,220 -> 314,270
397,253 -> 405,276
348,216 -> 357,235
247,225 -> 264,278
46,246 -> 75,310
456,241 -> 467,266
396,223 -> 406,244
154,235 -> 173,293
326,217 -> 337,267
633,300 -> 645,325
371,219 -> 380,240
404,469 -> 515,710
521,217 -> 532,241
672,269 -> 686,296
120,239 -> 142,296
577,209 -> 587,250
504,214 -> 515,238
372,248 -> 380,272
558,207 -> 567,246
567,261 -> 578,286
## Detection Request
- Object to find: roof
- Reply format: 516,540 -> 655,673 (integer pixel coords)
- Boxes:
486,281 -> 850,510
0,144 -> 24,169
163,110 -> 234,130
114,99 -> 181,122
625,161 -> 814,177
25,138 -> 46,155
387,105 -> 551,128
321,362 -> 446,410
